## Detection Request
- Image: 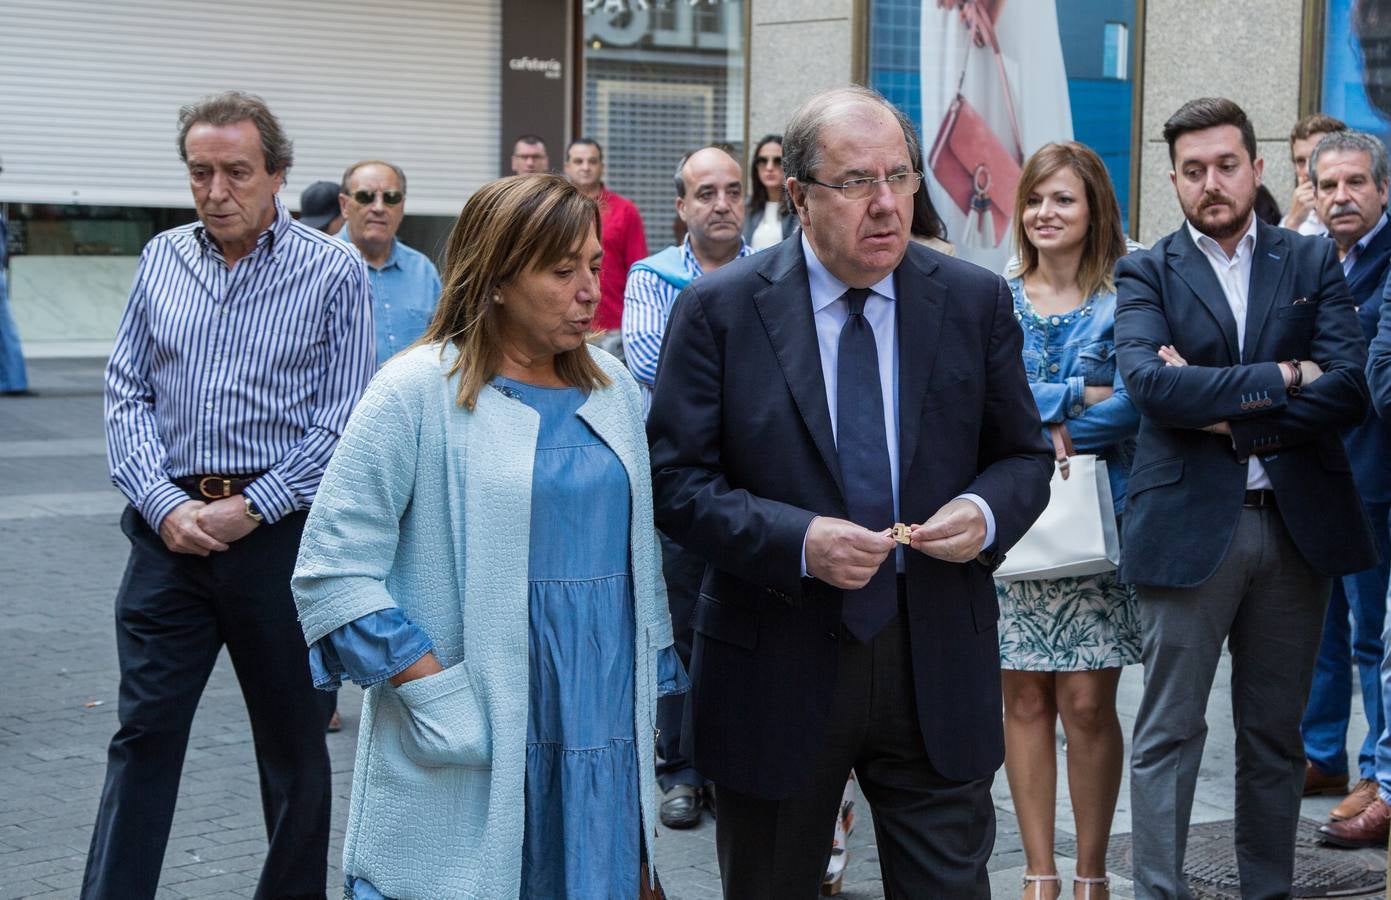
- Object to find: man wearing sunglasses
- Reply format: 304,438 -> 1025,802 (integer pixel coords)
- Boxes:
337,160 -> 442,369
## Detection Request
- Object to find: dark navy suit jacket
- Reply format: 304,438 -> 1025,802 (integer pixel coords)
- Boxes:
1340,217 -> 1391,505
646,237 -> 1052,798
1115,220 -> 1375,588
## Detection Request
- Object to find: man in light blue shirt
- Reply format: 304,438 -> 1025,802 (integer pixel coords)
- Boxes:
337,160 -> 442,368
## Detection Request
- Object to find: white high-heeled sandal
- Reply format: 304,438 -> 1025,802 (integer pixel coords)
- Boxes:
1022,873 -> 1060,899
1074,875 -> 1110,900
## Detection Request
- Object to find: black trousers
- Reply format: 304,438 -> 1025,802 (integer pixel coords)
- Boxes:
656,532 -> 709,791
714,587 -> 995,900
81,507 -> 330,900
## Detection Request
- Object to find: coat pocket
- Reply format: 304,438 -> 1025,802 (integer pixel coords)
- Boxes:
394,662 -> 492,769
692,594 -> 759,650
1126,457 -> 1183,498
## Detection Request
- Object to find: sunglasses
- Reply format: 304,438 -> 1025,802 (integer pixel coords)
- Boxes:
349,189 -> 404,206
756,155 -> 783,168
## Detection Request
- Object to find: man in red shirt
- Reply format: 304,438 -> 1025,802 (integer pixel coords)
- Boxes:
565,138 -> 647,333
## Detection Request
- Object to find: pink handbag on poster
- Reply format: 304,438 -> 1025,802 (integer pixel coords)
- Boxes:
928,0 -> 1024,247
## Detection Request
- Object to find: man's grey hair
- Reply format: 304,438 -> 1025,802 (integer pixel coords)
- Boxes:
341,159 -> 408,195
177,91 -> 294,175
1309,129 -> 1391,188
782,86 -> 915,208
673,144 -> 741,198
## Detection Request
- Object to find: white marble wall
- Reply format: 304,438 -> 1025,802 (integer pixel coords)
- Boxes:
748,0 -> 860,140
9,256 -> 135,358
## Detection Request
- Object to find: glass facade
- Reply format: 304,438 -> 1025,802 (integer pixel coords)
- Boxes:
1322,0 -> 1391,140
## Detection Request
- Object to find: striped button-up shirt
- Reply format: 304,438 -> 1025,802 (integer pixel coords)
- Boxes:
105,197 -> 375,529
621,237 -> 750,416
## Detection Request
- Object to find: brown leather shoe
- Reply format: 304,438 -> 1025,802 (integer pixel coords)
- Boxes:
1330,778 -> 1379,821
1319,795 -> 1391,848
1304,760 -> 1349,796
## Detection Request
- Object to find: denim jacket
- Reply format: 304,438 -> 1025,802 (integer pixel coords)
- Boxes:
1009,277 -> 1139,514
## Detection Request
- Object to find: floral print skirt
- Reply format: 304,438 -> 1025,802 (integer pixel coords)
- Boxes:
996,570 -> 1141,671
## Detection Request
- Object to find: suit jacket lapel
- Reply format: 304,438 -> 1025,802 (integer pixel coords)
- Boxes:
1243,222 -> 1290,362
1168,227 -> 1241,363
895,246 -> 946,481
1345,216 -> 1391,300
751,239 -> 844,497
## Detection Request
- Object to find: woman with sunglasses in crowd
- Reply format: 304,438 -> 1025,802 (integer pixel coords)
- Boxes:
743,134 -> 798,251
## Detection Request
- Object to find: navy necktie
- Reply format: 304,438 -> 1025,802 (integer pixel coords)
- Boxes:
836,287 -> 898,641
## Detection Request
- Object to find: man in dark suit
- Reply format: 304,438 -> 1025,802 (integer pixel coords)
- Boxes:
1115,98 -> 1376,899
1295,130 -> 1391,846
646,85 -> 1052,898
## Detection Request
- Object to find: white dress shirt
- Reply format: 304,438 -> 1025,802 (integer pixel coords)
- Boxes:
798,234 -> 996,575
1185,215 -> 1271,490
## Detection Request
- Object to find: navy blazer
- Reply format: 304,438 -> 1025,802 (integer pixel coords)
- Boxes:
647,237 -> 1052,798
1115,220 -> 1375,588
1341,218 -> 1391,505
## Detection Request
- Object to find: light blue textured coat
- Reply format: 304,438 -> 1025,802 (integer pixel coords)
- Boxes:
292,342 -> 672,899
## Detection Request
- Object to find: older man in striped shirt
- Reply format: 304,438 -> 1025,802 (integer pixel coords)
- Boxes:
84,92 -> 374,900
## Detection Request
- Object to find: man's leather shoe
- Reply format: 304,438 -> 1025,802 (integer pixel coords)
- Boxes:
1318,795 -> 1391,848
660,785 -> 703,829
1330,778 -> 1379,821
1304,760 -> 1348,796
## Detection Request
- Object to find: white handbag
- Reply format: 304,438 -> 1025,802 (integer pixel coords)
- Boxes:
996,424 -> 1121,582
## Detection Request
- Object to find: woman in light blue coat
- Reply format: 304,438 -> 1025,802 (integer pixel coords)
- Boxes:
293,174 -> 681,899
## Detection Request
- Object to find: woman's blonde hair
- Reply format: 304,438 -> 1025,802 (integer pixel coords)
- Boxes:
420,174 -> 610,409
1010,142 -> 1127,299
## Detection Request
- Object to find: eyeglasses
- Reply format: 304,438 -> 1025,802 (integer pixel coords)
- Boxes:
348,189 -> 404,206
804,172 -> 923,201
756,155 -> 783,168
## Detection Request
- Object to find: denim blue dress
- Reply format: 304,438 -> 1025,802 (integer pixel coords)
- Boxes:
995,278 -> 1142,672
313,377 -> 655,899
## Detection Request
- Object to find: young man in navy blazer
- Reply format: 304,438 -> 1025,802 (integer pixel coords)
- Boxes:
647,86 -> 1052,898
1115,98 -> 1376,899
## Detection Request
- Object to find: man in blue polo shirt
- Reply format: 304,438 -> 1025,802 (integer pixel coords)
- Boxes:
337,159 -> 442,368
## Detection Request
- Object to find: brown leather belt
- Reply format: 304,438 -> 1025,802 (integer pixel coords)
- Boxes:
174,473 -> 264,499
1242,489 -> 1277,508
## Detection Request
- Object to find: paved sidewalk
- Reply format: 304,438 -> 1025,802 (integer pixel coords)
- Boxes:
0,358 -> 1381,899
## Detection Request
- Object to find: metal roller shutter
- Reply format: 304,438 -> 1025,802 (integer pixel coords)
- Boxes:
0,0 -> 499,216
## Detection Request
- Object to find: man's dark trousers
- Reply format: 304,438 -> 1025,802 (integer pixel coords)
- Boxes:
655,532 -> 707,791
713,586 -> 995,899
81,506 -> 330,900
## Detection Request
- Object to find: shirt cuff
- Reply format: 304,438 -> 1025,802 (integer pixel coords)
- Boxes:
308,608 -> 435,690
1065,376 -> 1086,418
243,471 -> 298,525
955,493 -> 997,550
800,517 -> 816,577
139,480 -> 193,532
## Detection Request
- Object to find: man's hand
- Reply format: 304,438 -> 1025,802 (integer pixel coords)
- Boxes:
1201,421 -> 1232,435
159,500 -> 230,556
1083,385 -> 1114,407
806,516 -> 895,590
1300,360 -> 1325,386
1283,180 -> 1316,230
1158,344 -> 1188,367
195,495 -> 260,546
909,498 -> 988,563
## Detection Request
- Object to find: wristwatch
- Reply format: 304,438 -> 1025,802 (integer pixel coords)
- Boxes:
243,495 -> 264,523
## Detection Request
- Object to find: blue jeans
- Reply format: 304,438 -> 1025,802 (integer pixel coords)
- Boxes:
0,271 -> 28,393
1302,499 -> 1391,779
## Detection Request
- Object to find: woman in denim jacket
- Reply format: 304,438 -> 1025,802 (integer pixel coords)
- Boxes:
998,143 -> 1141,900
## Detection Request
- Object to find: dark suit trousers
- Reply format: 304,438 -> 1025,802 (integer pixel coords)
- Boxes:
1130,507 -> 1330,900
656,532 -> 708,790
713,586 -> 995,900
81,506 -> 330,900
